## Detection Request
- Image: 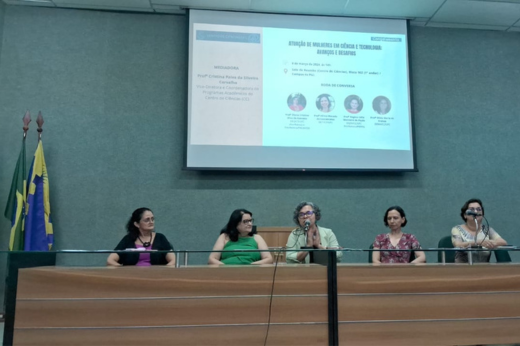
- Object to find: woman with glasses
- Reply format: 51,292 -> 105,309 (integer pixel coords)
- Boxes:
208,209 -> 273,265
107,207 -> 176,266
451,198 -> 507,263
286,201 -> 343,264
372,206 -> 426,264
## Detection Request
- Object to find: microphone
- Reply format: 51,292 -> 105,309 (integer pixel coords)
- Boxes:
465,210 -> 481,217
303,219 -> 311,232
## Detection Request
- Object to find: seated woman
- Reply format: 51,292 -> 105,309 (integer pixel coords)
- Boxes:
208,209 -> 273,265
451,198 -> 507,263
286,201 -> 342,264
372,206 -> 426,264
107,208 -> 175,267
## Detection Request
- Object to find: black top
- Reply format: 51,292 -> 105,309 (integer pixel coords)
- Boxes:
113,233 -> 174,265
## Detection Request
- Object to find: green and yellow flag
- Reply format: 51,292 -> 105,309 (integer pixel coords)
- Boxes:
4,139 -> 26,251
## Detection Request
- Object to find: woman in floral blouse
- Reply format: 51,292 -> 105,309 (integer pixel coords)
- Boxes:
372,206 -> 426,264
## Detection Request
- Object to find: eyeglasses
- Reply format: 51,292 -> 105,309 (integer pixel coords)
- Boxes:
468,207 -> 482,212
298,211 -> 315,219
242,219 -> 254,225
141,217 -> 155,224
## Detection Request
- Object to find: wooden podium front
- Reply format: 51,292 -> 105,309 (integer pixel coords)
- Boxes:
13,265 -> 328,345
13,264 -> 520,345
336,264 -> 520,345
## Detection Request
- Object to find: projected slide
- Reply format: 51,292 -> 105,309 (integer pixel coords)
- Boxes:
190,24 -> 264,146
187,10 -> 415,171
262,28 -> 408,150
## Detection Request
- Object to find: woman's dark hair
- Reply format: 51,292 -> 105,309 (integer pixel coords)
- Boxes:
460,198 -> 484,221
293,201 -> 322,226
126,207 -> 152,240
221,209 -> 254,242
383,206 -> 407,227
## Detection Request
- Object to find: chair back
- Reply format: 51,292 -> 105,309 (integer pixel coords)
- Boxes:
437,235 -> 455,263
494,249 -> 512,263
256,226 -> 294,263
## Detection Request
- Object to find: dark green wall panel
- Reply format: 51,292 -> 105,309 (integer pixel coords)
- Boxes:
0,7 -> 519,276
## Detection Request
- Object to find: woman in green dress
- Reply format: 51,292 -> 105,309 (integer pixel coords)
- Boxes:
208,209 -> 273,265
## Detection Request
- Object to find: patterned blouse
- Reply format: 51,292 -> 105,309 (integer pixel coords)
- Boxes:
451,225 -> 501,263
372,233 -> 422,264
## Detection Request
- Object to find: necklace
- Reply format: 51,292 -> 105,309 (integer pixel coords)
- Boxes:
138,233 -> 152,247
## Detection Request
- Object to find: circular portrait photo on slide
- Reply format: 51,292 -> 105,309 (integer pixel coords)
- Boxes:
372,96 -> 391,115
344,95 -> 363,114
316,94 -> 335,113
287,93 -> 307,112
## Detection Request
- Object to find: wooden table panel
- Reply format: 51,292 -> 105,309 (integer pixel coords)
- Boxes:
338,292 -> 520,321
338,319 -> 520,345
17,265 -> 327,299
337,263 -> 520,294
15,296 -> 328,328
14,324 -> 328,346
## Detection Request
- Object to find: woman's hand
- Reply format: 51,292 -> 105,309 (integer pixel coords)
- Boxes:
106,253 -> 122,267
306,228 -> 316,247
166,252 -> 176,267
481,240 -> 497,249
312,230 -> 321,248
306,228 -> 321,247
208,234 -> 227,265
252,235 -> 273,265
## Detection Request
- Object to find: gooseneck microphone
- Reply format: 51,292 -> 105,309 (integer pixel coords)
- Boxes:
465,210 -> 482,249
303,219 -> 311,232
465,210 -> 481,217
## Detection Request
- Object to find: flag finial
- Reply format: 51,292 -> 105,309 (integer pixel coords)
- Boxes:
36,111 -> 44,141
22,110 -> 31,138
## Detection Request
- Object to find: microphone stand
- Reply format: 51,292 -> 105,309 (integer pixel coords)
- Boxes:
467,216 -> 479,265
473,216 -> 479,246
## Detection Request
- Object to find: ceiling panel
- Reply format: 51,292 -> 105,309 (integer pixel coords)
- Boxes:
410,17 -> 429,27
431,0 -> 520,26
4,0 -> 55,7
52,4 -> 153,12
481,0 -> 520,3
410,21 -> 427,27
250,0 -> 348,16
53,0 -> 151,7
152,4 -> 185,14
151,0 -> 251,11
4,0 -> 520,32
426,22 -> 509,31
344,0 -> 445,18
